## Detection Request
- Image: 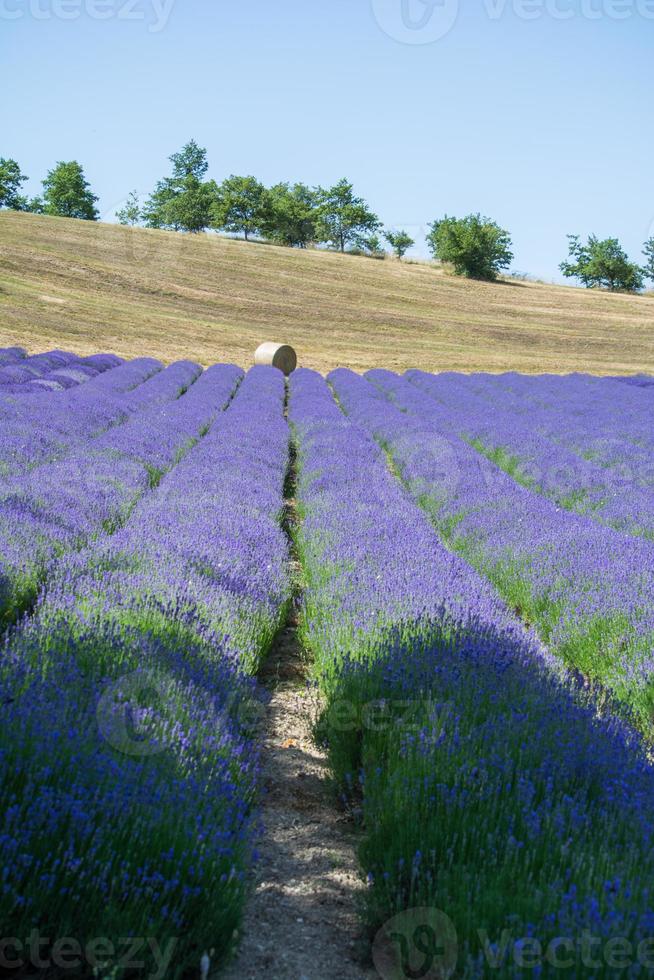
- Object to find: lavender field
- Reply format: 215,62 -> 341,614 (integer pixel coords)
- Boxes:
3,347 -> 654,978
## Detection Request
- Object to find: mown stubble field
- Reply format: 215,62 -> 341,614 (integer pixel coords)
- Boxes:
1,210 -> 653,374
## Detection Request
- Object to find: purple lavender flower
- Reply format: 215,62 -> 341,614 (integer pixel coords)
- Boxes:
0,366 -> 290,975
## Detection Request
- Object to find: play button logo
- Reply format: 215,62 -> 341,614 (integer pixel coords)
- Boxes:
371,0 -> 460,44
372,907 -> 458,979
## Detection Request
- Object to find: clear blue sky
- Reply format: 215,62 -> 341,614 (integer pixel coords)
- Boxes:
2,0 -> 652,280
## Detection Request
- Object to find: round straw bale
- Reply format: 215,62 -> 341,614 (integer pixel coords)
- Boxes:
254,342 -> 297,376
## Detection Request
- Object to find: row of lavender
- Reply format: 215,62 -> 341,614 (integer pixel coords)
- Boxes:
0,345 -> 25,365
0,358 -> 206,624
404,369 -> 654,538
333,368 -> 654,733
289,368 -> 654,977
0,346 -> 123,393
0,353 -> 175,478
1,366 -> 291,976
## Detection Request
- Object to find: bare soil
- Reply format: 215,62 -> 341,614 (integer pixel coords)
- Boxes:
219,616 -> 374,980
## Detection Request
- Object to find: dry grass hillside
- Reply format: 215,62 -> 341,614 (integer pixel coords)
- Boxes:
1,210 -> 653,373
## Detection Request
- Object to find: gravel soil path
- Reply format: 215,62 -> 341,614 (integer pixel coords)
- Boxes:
219,615 -> 375,980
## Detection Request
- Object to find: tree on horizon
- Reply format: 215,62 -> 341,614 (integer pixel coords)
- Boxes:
142,140 -> 217,233
0,158 -> 29,211
41,161 -> 99,220
262,182 -> 319,247
315,179 -> 381,253
211,175 -> 268,241
385,229 -> 415,259
427,214 -> 513,280
560,234 -> 644,292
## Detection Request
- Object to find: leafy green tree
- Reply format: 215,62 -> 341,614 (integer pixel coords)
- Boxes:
427,214 -> 513,280
142,140 -> 217,233
644,237 -> 654,284
315,179 -> 381,252
359,233 -> 385,258
141,180 -> 177,229
41,161 -> 99,220
211,175 -> 268,241
116,190 -> 141,226
169,139 -> 209,182
0,158 -> 29,210
262,182 -> 318,247
560,235 -> 644,292
385,229 -> 415,259
164,179 -> 218,234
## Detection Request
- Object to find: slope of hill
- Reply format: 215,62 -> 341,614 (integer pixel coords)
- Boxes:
1,210 -> 652,373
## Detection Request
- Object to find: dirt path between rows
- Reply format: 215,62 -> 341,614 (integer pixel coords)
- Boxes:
220,433 -> 375,980
220,617 -> 375,980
